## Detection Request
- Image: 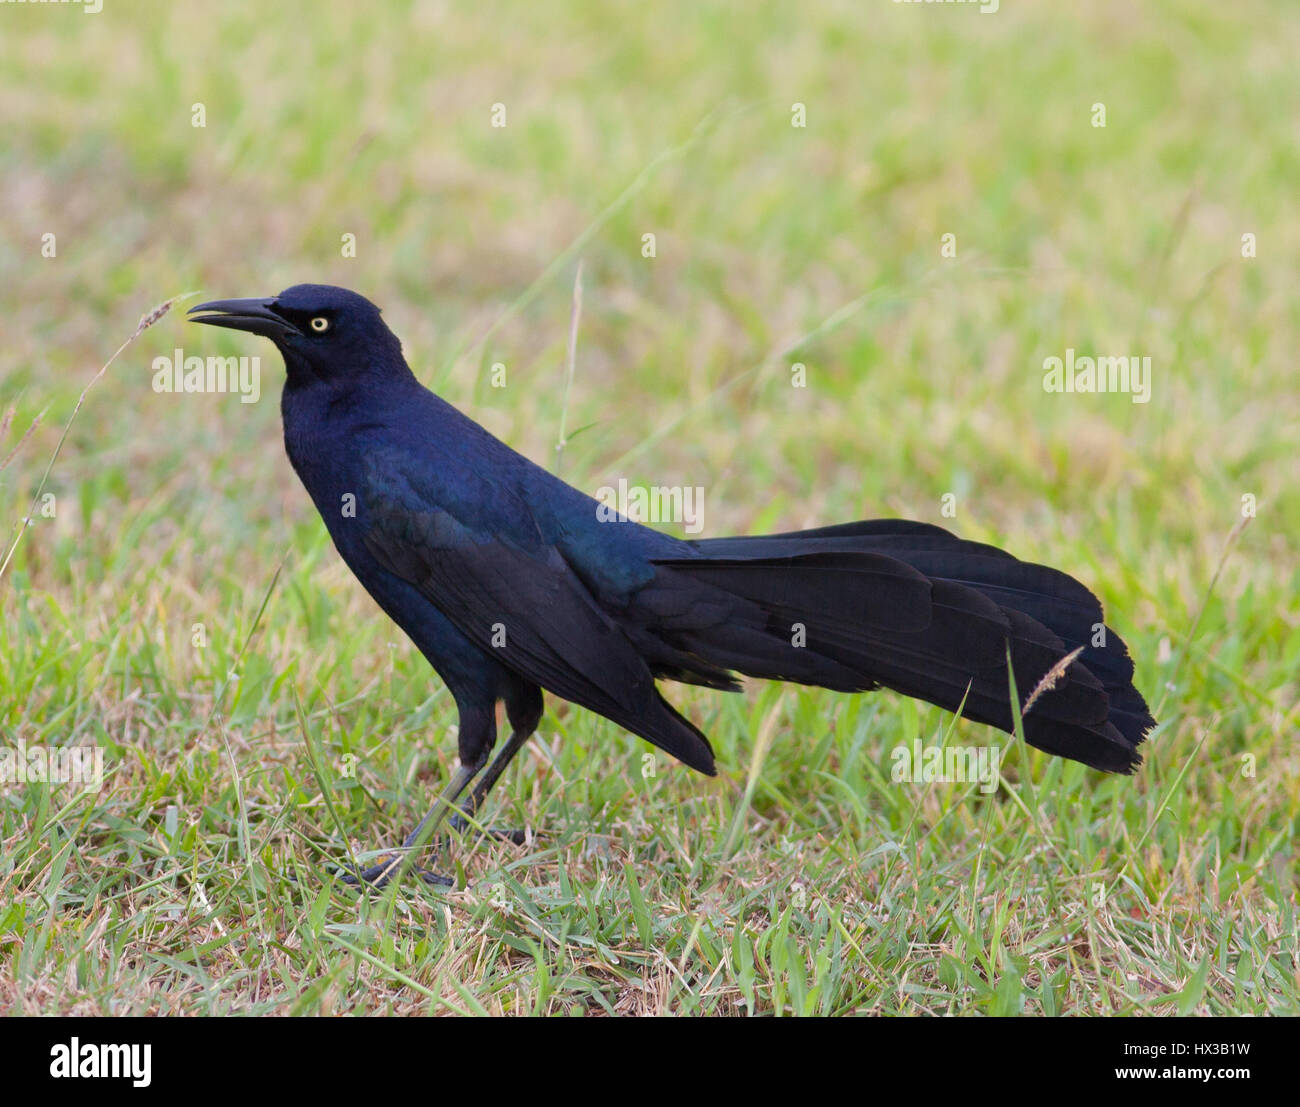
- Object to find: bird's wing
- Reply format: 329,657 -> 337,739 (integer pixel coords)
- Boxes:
356,449 -> 716,773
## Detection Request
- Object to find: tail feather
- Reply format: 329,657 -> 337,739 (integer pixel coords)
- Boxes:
645,520 -> 1155,773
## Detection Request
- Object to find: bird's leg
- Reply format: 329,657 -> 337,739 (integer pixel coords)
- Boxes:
330,701 -> 499,889
329,693 -> 541,888
447,726 -> 533,843
449,685 -> 543,844
333,761 -> 480,889
401,761 -> 479,848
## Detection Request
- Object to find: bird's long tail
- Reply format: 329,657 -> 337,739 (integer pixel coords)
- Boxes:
647,520 -> 1155,772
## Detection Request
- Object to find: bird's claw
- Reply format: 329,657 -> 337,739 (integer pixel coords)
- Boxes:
447,814 -> 528,845
327,853 -> 454,889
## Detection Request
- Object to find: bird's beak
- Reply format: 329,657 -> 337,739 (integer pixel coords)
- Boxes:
187,297 -> 301,340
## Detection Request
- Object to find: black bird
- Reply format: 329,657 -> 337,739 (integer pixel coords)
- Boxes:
190,284 -> 1156,886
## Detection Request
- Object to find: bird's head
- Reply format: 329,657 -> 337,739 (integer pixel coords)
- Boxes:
188,284 -> 405,385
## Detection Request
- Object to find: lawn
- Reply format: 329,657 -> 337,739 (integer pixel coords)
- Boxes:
1,0 -> 1296,1015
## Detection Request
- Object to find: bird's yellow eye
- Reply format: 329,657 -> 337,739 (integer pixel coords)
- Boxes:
310,316 -> 330,333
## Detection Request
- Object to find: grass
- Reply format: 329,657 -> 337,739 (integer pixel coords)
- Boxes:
1,0 -> 1297,1015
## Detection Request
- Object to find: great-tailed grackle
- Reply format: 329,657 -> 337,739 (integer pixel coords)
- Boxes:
190,284 -> 1156,886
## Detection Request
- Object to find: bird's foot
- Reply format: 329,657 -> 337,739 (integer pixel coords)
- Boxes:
327,852 -> 453,890
447,813 -> 528,846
